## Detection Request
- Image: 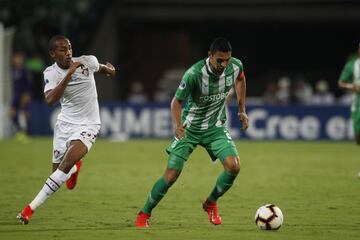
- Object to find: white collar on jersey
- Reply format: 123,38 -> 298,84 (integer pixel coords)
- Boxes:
205,58 -> 215,74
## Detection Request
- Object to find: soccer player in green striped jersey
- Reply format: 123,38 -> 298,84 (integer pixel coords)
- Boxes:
338,43 -> 360,145
136,38 -> 249,227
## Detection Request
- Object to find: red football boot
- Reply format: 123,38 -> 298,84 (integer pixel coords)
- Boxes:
135,211 -> 151,227
17,204 -> 33,225
203,200 -> 222,225
66,160 -> 83,190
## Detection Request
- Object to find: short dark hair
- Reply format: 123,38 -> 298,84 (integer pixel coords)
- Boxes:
48,35 -> 68,52
209,37 -> 232,54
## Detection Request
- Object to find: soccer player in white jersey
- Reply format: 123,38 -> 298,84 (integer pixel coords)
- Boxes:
17,35 -> 116,224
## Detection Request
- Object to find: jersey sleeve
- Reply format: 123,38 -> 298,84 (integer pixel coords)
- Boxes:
232,57 -> 245,79
43,69 -> 60,93
83,55 -> 100,72
238,71 -> 245,80
175,67 -> 196,101
339,60 -> 354,83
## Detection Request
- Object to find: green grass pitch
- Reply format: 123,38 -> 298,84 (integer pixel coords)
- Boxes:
0,138 -> 359,240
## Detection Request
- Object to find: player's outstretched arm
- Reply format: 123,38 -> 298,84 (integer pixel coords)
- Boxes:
338,80 -> 360,93
45,61 -> 83,106
99,62 -> 116,77
235,72 -> 249,131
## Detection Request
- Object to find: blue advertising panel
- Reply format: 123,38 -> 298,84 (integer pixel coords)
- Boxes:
29,101 -> 353,140
231,105 -> 352,140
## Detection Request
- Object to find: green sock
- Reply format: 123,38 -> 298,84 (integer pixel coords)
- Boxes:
142,176 -> 170,214
208,170 -> 238,202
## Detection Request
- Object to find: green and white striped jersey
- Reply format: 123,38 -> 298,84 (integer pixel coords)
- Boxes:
339,57 -> 360,112
175,57 -> 244,131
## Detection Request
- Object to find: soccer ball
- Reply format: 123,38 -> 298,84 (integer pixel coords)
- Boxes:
255,204 -> 283,230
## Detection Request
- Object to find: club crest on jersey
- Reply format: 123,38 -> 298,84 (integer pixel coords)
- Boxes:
226,76 -> 233,86
80,66 -> 89,76
53,149 -> 61,158
179,81 -> 186,90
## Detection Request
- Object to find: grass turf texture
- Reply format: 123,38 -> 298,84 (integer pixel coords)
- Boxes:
0,138 -> 359,240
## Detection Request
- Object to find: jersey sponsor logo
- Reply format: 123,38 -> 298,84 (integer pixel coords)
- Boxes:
199,92 -> 229,103
70,76 -> 77,82
179,81 -> 186,90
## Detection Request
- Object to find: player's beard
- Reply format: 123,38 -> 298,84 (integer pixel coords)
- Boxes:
214,67 -> 224,76
210,64 -> 224,76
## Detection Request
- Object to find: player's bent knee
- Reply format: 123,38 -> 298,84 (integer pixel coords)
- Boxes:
225,156 -> 241,174
231,162 -> 241,174
164,168 -> 181,185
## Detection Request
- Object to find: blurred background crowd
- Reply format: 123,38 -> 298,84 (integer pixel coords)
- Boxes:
1,0 -> 360,137
2,0 -> 360,102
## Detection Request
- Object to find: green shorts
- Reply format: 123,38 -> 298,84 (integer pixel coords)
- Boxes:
166,126 -> 239,169
352,111 -> 360,135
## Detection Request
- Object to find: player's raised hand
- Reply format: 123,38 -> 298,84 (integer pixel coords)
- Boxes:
105,62 -> 116,77
238,112 -> 249,131
99,62 -> 116,77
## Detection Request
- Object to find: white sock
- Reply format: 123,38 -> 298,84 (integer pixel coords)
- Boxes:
66,165 -> 78,180
29,169 -> 68,210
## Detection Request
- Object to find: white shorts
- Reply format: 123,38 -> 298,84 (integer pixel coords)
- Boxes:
52,120 -> 101,163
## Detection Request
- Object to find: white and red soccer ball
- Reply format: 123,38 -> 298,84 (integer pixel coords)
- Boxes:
255,204 -> 284,230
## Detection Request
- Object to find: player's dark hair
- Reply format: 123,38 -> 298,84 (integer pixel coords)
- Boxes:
210,37 -> 232,54
48,35 -> 68,52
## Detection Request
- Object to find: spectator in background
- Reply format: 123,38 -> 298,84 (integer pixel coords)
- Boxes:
262,82 -> 278,104
10,52 -> 33,141
292,78 -> 313,104
338,91 -> 353,105
275,76 -> 291,105
154,68 -> 187,103
154,85 -> 171,103
128,81 -> 148,103
311,79 -> 335,105
25,51 -> 46,100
